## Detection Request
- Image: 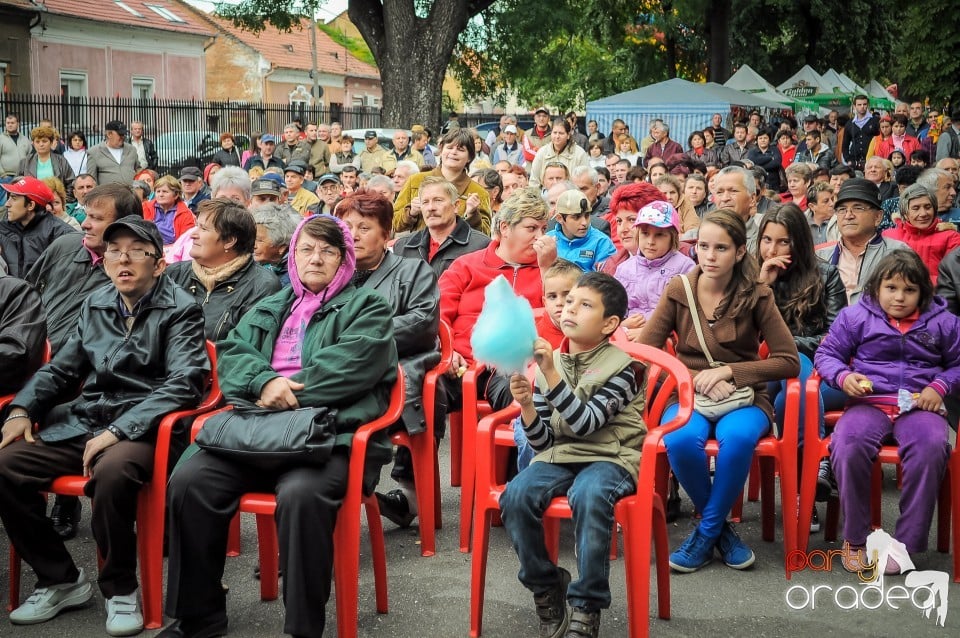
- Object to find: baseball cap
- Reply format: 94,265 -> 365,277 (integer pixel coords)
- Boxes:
179,166 -> 202,182
105,120 -> 127,136
284,161 -> 308,176
251,179 -> 283,196
261,134 -> 277,144
504,125 -> 518,134
1,176 -> 55,207
364,130 -> 378,139
534,106 -> 549,115
555,189 -> 589,216
803,114 -> 820,123
634,201 -> 682,233
102,215 -> 164,253
318,173 -> 341,186
835,178 -> 882,209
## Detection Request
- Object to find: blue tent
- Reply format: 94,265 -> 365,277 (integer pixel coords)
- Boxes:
586,77 -> 785,150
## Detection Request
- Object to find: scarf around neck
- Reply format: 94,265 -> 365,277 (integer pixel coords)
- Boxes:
191,253 -> 250,292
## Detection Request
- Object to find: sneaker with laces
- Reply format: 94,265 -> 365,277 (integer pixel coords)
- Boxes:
106,590 -> 143,636
716,522 -> 755,569
564,607 -> 600,638
669,526 -> 715,573
9,567 -> 93,624
533,567 -> 570,638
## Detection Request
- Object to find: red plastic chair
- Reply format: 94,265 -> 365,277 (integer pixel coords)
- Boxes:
388,320 -> 452,556
190,365 -> 405,638
470,343 -> 694,637
8,340 -> 222,630
797,375 -> 953,563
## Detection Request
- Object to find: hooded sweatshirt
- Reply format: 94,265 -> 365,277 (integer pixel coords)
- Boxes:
270,214 -> 356,376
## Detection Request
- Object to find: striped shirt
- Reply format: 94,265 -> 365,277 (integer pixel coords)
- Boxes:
522,367 -> 640,452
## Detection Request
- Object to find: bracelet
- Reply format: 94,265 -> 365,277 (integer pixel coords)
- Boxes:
4,413 -> 29,424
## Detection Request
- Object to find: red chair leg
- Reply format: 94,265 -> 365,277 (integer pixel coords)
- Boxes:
469,506 -> 495,638
747,456 -> 761,502
730,488 -> 744,523
8,545 -> 20,612
253,513 -> 279,601
363,495 -> 389,613
410,432 -> 437,557
459,422 -> 478,553
334,498 -> 363,638
227,511 -> 241,557
137,494 -> 164,629
870,462 -> 882,529
544,517 -> 560,564
759,457 -> 776,542
449,412 -> 462,487
434,450 -> 443,530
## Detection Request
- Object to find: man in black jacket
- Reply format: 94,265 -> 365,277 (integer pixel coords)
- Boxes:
0,176 -> 76,278
24,183 -> 143,541
0,274 -> 46,395
842,95 -> 880,171
0,216 -> 208,635
129,121 -> 158,171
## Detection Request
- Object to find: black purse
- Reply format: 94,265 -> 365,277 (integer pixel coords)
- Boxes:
195,406 -> 338,471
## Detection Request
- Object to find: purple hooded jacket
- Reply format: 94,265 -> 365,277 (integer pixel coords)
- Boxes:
814,294 -> 960,397
614,249 -> 695,320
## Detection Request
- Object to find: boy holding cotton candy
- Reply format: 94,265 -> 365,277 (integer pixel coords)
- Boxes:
500,271 -> 646,638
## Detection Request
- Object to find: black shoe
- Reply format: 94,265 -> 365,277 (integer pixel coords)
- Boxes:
252,565 -> 282,579
156,616 -> 228,638
51,496 -> 81,540
809,506 -> 821,534
534,567 -> 570,638
375,489 -> 416,528
665,475 -> 681,523
815,458 -> 838,502
564,607 -> 600,638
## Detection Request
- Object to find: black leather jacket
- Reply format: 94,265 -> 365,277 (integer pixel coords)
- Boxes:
25,233 -> 110,354
0,212 -> 77,278
361,251 -> 440,434
0,275 -> 47,394
9,274 -> 209,442
166,257 -> 281,342
772,261 -> 846,359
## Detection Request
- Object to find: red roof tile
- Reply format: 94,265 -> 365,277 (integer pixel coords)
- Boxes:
32,0 -> 213,36
201,13 -> 379,80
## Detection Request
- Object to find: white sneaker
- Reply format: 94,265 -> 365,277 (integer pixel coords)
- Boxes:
9,567 -> 93,624
105,590 -> 143,636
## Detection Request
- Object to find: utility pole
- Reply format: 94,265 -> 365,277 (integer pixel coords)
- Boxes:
309,16 -> 322,106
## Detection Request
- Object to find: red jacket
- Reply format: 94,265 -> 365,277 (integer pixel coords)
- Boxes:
535,312 -> 565,349
142,199 -> 194,245
874,135 -> 922,161
439,241 -> 543,364
883,219 -> 960,285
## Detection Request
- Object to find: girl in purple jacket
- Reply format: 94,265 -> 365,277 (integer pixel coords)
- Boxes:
815,250 -> 960,574
614,200 -> 694,341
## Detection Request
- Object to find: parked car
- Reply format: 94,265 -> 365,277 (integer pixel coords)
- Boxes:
342,128 -> 403,155
474,119 -> 536,137
155,130 -> 250,175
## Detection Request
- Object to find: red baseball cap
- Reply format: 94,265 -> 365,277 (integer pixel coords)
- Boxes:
2,176 -> 55,207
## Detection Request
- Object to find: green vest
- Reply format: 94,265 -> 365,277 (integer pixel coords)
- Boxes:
532,342 -> 647,481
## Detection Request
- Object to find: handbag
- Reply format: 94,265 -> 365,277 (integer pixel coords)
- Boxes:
679,274 -> 755,419
195,405 -> 338,471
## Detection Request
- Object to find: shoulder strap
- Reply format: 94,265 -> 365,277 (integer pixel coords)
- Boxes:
679,274 -> 717,367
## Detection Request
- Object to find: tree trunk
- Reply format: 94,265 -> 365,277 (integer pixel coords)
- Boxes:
349,0 -> 496,130
706,0 -> 731,83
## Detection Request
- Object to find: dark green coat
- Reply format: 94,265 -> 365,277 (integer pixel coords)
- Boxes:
216,283 -> 398,460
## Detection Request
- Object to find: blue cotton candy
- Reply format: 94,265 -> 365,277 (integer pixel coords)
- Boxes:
470,275 -> 537,375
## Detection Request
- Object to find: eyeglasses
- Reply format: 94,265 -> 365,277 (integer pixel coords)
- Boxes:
104,249 -> 160,262
296,245 -> 341,260
836,205 -> 877,216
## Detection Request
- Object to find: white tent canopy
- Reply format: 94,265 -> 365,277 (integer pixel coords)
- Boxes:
867,79 -> 897,103
776,65 -> 830,97
724,64 -> 793,105
586,77 -> 785,150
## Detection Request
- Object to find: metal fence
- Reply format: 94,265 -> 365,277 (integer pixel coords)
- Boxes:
0,94 -> 383,143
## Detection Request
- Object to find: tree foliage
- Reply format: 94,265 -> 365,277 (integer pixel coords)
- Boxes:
895,0 -> 960,104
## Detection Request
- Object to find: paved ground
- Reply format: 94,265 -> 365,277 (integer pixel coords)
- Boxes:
0,437 -> 956,637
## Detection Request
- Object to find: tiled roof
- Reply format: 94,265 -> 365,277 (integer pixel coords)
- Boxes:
29,0 -> 213,36
203,13 -> 379,79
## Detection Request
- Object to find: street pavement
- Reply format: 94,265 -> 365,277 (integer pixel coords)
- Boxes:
0,437 -> 956,637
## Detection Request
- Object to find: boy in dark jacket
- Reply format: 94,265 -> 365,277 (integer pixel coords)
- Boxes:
0,216 -> 208,636
500,272 -> 645,638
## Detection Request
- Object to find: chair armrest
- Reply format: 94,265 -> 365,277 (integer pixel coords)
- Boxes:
475,405 -> 521,501
189,406 -> 234,442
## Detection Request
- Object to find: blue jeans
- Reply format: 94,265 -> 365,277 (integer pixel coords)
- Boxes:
769,354 -> 847,444
662,404 -> 770,539
500,460 -> 635,611
513,418 -> 535,471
